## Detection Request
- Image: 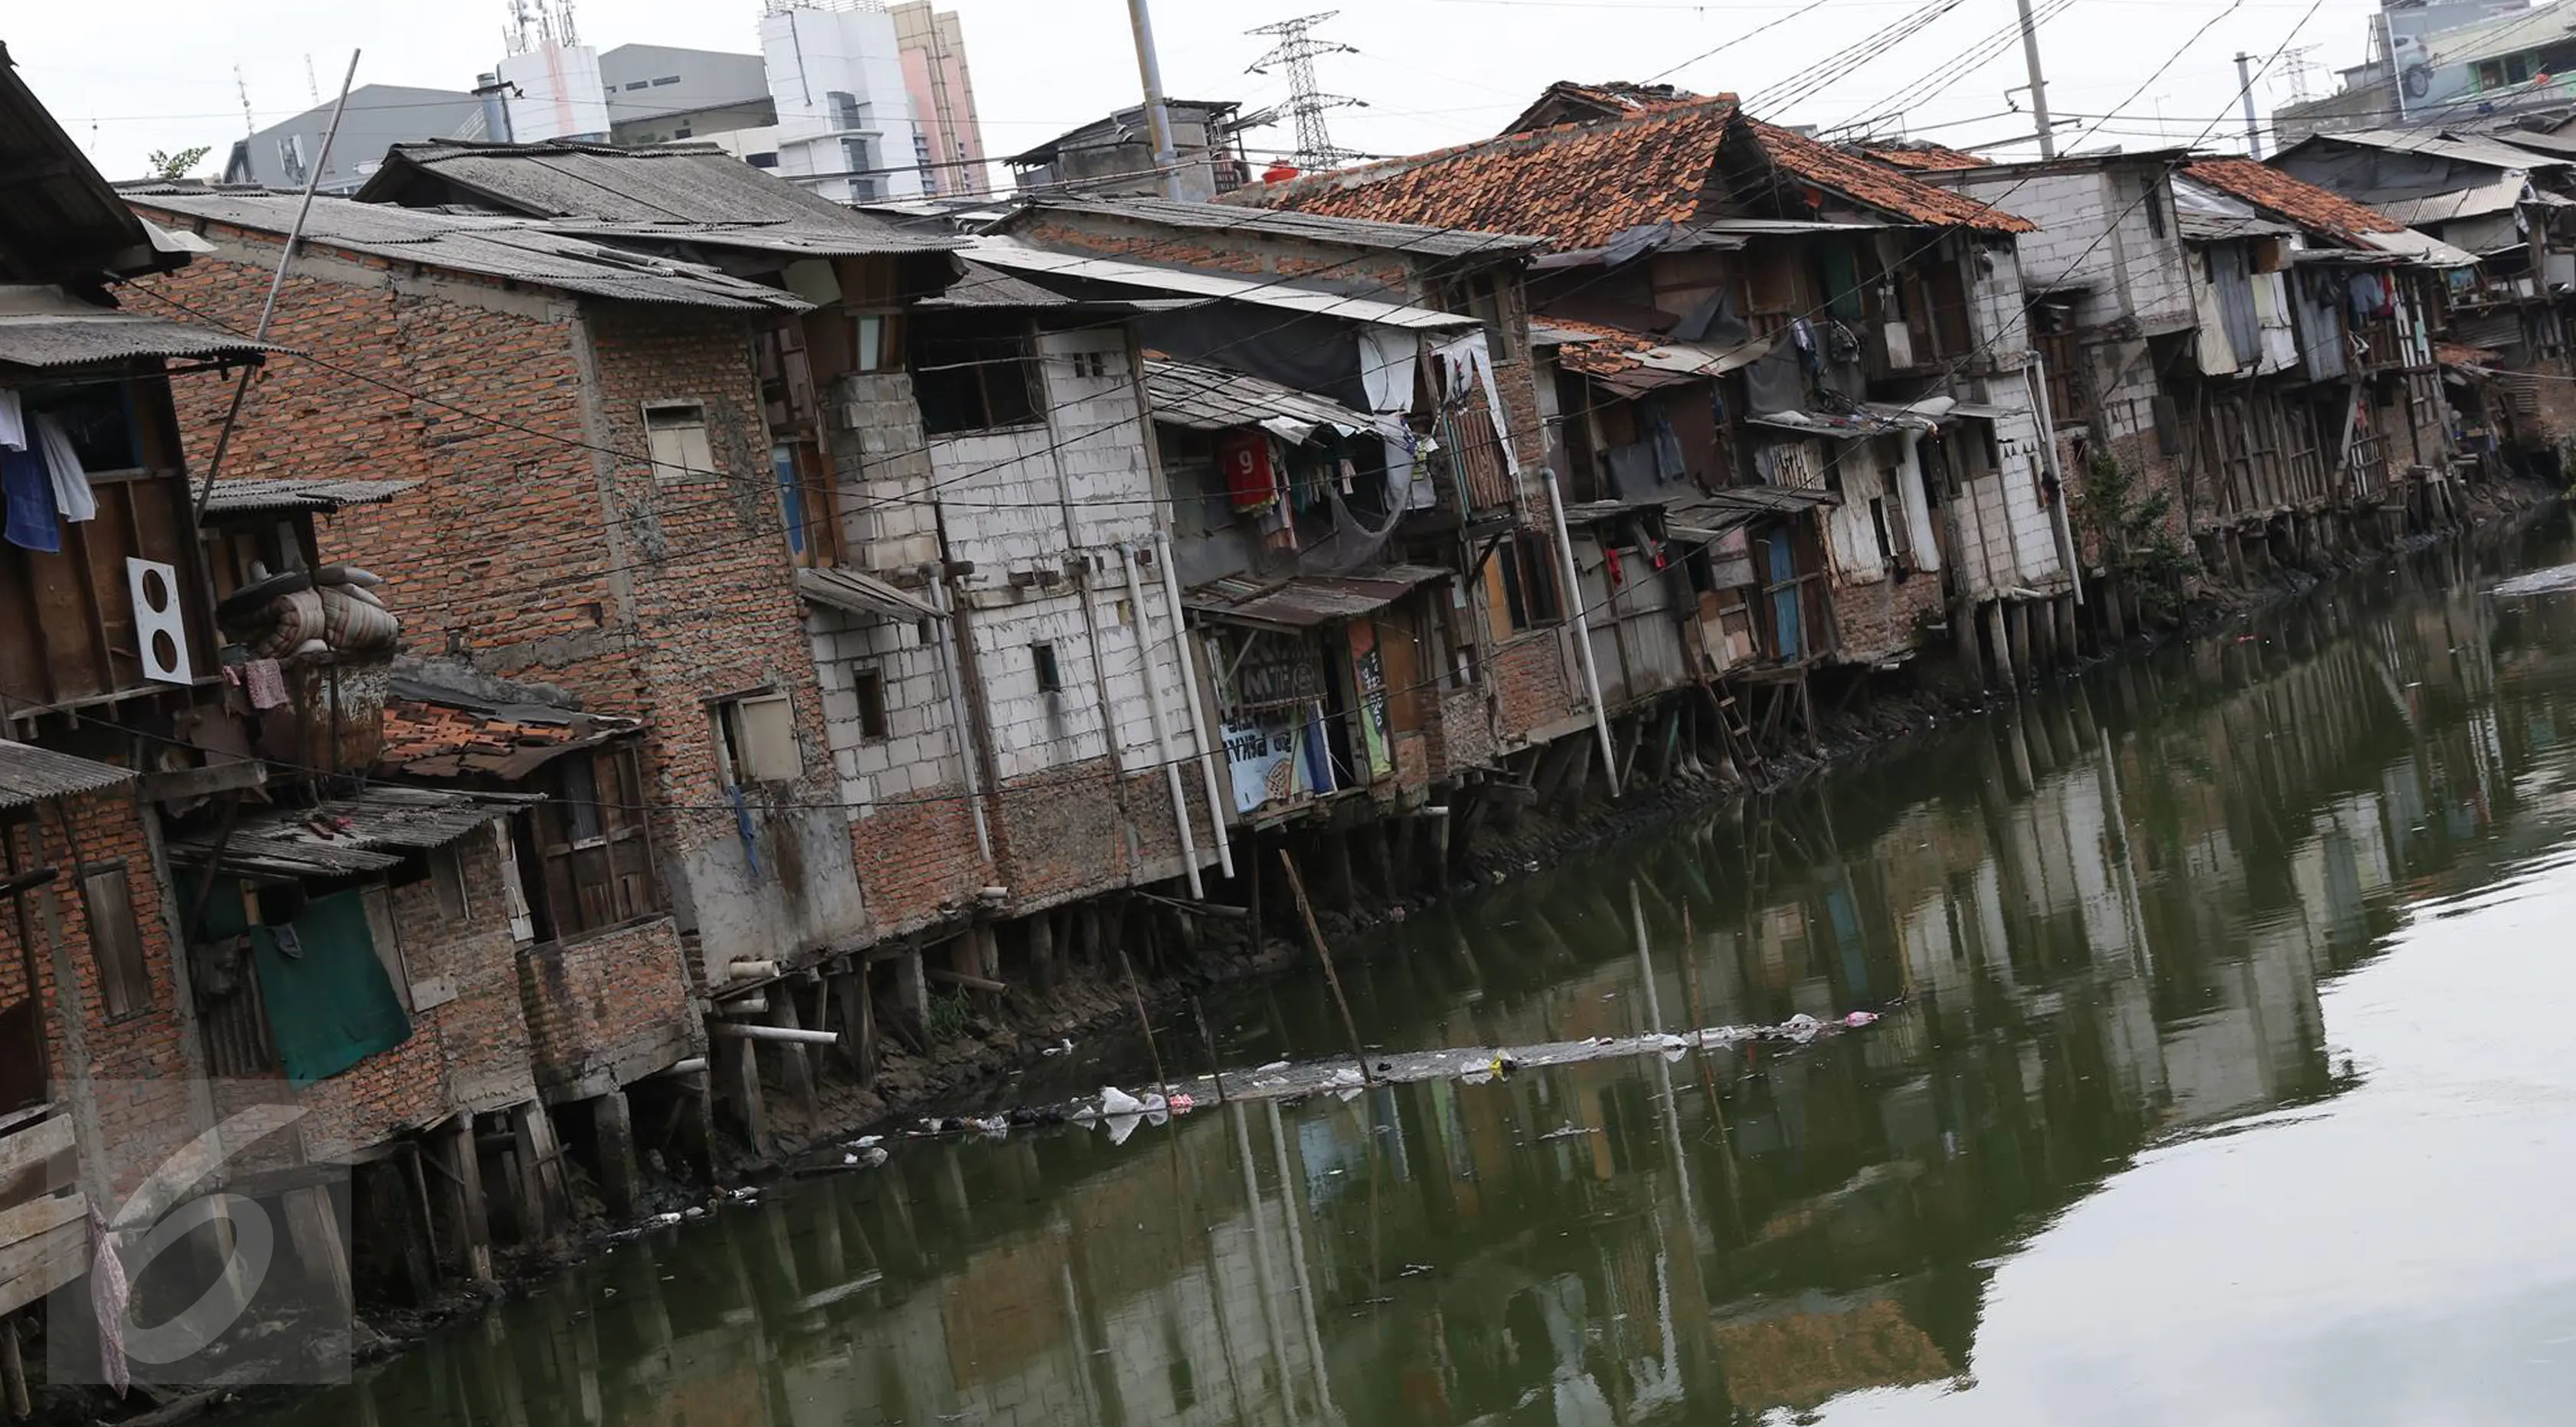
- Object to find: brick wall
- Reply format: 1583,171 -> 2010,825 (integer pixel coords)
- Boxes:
1490,632 -> 1581,748
1010,215 -> 1416,298
1,788 -> 204,1202
1827,569 -> 1946,665
517,914 -> 701,1096
848,782 -> 989,932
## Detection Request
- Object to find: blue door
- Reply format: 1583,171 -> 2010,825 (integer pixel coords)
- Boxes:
1767,527 -> 1802,661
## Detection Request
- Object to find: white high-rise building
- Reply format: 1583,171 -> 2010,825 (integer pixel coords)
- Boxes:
494,0 -> 613,143
760,1 -> 927,203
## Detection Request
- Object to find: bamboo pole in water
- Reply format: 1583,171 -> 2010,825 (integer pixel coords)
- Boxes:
1116,947 -> 1174,1105
1280,848 -> 1373,1083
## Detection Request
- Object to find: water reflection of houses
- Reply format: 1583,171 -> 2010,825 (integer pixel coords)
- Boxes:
303,529 -> 2576,1425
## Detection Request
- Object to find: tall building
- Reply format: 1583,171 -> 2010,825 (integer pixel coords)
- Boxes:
759,0 -> 928,204
221,85 -> 487,191
889,2 -> 987,196
596,42 -> 777,149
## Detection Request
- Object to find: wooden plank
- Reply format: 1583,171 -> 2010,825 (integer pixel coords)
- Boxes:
0,1117 -> 74,1204
0,1190 -> 82,1252
0,1219 -> 83,1313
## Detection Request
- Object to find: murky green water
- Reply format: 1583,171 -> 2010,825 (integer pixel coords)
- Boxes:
247,514 -> 2576,1426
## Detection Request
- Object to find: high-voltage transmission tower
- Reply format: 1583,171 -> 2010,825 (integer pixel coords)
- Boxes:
1247,11 -> 1364,169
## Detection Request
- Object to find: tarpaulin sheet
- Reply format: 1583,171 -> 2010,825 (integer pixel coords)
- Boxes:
234,889 -> 411,1088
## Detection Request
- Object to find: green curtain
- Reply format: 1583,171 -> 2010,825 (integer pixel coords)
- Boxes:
243,888 -> 412,1089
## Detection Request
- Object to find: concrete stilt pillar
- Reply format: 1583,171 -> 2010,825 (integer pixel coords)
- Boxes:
1986,600 -> 2016,688
2055,595 -> 2081,664
767,991 -> 820,1126
1957,599 -> 1987,686
718,1034 -> 770,1161
593,1089 -> 641,1223
368,1159 -> 438,1307
282,1184 -> 355,1318
832,967 -> 877,1087
895,945 -> 928,1026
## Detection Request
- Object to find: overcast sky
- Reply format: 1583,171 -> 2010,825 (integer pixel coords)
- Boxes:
15,0 -> 2388,187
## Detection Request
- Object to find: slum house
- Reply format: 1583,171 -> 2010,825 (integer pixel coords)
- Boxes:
0,48 -> 599,1354
967,197 -> 1603,881
120,188 -> 803,1159
351,144 -> 1239,1102
1226,88 -> 2077,718
2268,128 -> 2576,456
2176,158 -> 2474,549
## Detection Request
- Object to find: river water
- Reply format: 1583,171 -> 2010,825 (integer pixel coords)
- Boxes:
244,514 -> 2576,1427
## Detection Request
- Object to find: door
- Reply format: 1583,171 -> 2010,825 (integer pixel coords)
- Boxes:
1767,527 -> 1802,662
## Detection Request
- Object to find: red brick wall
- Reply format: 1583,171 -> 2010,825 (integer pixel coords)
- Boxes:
2,789 -> 203,1202
989,758 -> 1216,906
1011,216 -> 1415,296
1490,632 -> 1581,747
850,781 -> 989,932
1829,571 -> 1946,665
517,914 -> 699,1094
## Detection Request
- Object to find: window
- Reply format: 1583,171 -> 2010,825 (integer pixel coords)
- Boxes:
624,80 -> 651,91
674,126 -> 692,139
829,91 -> 865,130
749,152 -> 780,168
277,133 -> 308,184
524,745 -> 661,939
430,846 -> 471,922
1487,531 -> 1563,636
359,885 -> 413,1013
851,312 -> 902,374
714,693 -> 803,784
772,440 -> 842,567
912,315 -> 1042,435
1868,496 -> 1901,573
643,402 -> 713,483
852,666 -> 891,740
22,378 -> 141,473
914,131 -> 937,193
80,864 -> 151,1020
2140,174 -> 2167,240
1031,642 -> 1064,694
651,75 -> 682,87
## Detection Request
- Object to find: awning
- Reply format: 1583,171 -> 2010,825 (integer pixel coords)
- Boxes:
165,786 -> 538,880
200,478 -> 417,514
963,240 -> 1480,332
0,288 -> 285,371
1185,565 -> 1448,630
1750,407 -> 1931,439
1146,358 -> 1404,443
381,683 -> 645,781
1667,485 -> 1839,540
796,566 -> 943,622
0,741 -> 136,809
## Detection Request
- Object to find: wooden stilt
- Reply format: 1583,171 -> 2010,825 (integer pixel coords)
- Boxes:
437,1115 -> 495,1284
283,1184 -> 355,1318
592,1089 -> 641,1222
1,1318 -> 27,1421
1279,849 -> 1372,1082
768,991 -> 821,1125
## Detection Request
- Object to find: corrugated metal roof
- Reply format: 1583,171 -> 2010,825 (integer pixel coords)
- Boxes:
913,260 -> 1201,312
2301,128 -> 2574,171
0,42 -> 158,283
1185,565 -> 1450,629
963,239 -> 1479,331
199,478 -> 417,514
356,141 -> 963,256
165,785 -> 538,880
1019,197 -> 1548,260
1143,358 -> 1404,441
795,566 -> 944,622
129,191 -> 813,312
0,741 -> 136,809
2372,176 -> 2541,227
0,305 -> 284,371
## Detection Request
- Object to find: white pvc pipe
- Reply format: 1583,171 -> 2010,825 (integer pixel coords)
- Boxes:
708,1023 -> 840,1047
1154,530 -> 1234,880
1123,545 -> 1206,898
929,576 -> 995,862
2027,353 -> 2084,607
1543,468 -> 1620,785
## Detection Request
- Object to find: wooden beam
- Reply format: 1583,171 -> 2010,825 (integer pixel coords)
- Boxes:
922,966 -> 1005,994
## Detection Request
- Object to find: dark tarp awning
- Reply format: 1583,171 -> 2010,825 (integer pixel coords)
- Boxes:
165,785 -> 536,880
1185,565 -> 1449,630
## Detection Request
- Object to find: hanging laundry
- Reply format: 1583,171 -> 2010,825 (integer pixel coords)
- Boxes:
1603,544 -> 1625,588
1219,430 -> 1278,512
243,658 -> 290,710
1,445 -> 58,553
34,414 -> 93,523
0,390 -> 25,452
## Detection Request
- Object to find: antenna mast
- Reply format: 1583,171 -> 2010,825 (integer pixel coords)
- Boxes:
1247,11 -> 1362,169
235,65 -> 256,139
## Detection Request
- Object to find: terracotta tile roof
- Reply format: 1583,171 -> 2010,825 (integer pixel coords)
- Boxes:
1751,122 -> 2034,233
2182,157 -> 2405,244
1535,315 -> 1662,375
1233,96 -> 2030,250
1502,80 -> 1706,136
1858,142 -> 1992,171
2437,341 -> 2497,367
1240,99 -> 1739,252
381,697 -> 639,780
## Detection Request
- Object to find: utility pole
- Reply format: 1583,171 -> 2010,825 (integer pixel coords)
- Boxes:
1125,0 -> 1184,200
2015,0 -> 2056,158
1248,11 -> 1362,171
2235,51 -> 2265,158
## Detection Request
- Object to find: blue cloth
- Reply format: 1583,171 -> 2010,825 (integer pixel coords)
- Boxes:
1,446 -> 57,553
